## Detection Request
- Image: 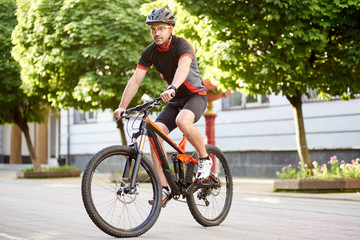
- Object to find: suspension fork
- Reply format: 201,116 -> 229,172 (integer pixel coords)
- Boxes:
127,134 -> 146,189
122,119 -> 148,189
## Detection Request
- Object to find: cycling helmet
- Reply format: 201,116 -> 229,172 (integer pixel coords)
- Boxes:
146,8 -> 176,26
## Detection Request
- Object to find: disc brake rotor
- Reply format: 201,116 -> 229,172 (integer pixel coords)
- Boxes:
115,180 -> 139,204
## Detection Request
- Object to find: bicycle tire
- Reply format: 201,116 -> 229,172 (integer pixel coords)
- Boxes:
185,144 -> 233,226
81,145 -> 162,238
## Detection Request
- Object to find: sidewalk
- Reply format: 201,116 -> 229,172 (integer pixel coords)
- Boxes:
1,170 -> 359,202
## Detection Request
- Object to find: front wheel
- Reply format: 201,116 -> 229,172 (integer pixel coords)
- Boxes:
81,145 -> 162,238
186,144 -> 233,226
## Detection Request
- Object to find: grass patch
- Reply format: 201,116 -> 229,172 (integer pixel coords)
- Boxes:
21,165 -> 77,172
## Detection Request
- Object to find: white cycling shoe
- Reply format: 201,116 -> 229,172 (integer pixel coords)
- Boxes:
196,157 -> 213,181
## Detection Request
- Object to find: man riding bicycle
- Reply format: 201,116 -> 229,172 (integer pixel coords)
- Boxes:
114,8 -> 212,205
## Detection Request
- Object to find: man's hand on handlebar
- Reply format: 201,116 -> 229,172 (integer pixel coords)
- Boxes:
114,107 -> 126,120
160,89 -> 175,102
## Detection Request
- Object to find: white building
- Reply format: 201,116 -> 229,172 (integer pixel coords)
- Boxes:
0,114 -> 60,170
1,93 -> 359,177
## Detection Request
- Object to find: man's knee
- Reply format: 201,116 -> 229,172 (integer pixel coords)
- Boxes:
176,118 -> 189,130
176,111 -> 195,130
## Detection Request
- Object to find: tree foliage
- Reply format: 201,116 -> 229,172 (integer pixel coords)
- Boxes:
0,0 -> 22,124
12,0 -> 165,112
0,0 -> 46,126
177,0 -> 360,98
176,0 -> 360,167
1,0 -> 47,171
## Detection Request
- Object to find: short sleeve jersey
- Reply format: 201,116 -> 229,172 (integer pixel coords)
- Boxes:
137,35 -> 206,99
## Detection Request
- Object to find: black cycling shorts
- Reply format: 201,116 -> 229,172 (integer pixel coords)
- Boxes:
156,94 -> 207,132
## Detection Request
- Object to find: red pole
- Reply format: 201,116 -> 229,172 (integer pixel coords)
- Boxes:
204,112 -> 217,146
204,110 -> 217,172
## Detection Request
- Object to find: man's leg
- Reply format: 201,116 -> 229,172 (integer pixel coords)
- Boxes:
176,109 -> 212,180
149,122 -> 170,187
176,109 -> 208,158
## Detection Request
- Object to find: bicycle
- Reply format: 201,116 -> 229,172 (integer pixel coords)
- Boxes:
81,96 -> 233,238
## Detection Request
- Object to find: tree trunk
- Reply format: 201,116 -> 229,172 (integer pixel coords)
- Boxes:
23,125 -> 41,171
13,108 -> 41,171
116,120 -> 127,146
286,92 -> 313,169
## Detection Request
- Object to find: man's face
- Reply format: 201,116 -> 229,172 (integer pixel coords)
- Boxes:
149,22 -> 172,45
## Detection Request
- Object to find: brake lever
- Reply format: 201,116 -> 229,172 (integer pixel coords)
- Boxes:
121,111 -> 131,120
114,111 -> 130,123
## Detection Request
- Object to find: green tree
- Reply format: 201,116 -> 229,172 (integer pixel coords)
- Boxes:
12,0 -> 166,145
0,0 -> 46,171
178,0 -> 360,168
0,0 -> 20,117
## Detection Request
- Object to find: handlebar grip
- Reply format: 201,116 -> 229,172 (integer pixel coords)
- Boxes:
118,110 -> 130,120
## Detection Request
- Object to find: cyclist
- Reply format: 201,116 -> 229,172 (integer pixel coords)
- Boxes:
114,8 -> 212,205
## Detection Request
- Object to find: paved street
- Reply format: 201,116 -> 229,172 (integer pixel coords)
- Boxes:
0,172 -> 360,240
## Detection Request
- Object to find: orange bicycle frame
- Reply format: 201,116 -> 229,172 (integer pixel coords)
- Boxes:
142,116 -> 199,195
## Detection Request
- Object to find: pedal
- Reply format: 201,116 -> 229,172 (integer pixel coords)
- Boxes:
162,194 -> 172,208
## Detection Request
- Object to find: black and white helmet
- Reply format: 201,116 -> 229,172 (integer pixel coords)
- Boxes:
146,8 -> 175,26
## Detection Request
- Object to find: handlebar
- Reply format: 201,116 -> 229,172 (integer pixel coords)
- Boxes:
118,96 -> 162,121
116,92 -> 176,122
127,96 -> 162,113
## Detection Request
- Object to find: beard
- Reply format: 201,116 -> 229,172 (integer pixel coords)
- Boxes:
156,35 -> 172,49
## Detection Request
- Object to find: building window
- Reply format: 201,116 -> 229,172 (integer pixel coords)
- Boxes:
302,88 -> 324,102
222,91 -> 269,110
74,110 -> 97,124
301,89 -> 360,102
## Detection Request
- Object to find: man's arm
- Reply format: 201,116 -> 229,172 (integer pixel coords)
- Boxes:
160,55 -> 192,102
114,67 -> 147,118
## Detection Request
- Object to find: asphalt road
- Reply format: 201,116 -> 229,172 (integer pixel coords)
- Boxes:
0,173 -> 359,240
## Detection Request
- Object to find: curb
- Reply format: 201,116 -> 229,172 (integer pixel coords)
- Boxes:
274,178 -> 360,191
16,169 -> 82,178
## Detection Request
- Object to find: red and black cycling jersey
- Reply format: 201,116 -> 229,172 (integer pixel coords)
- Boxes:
137,35 -> 206,99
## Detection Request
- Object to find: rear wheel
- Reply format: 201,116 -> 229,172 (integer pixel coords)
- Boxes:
186,144 -> 233,226
81,145 -> 162,237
